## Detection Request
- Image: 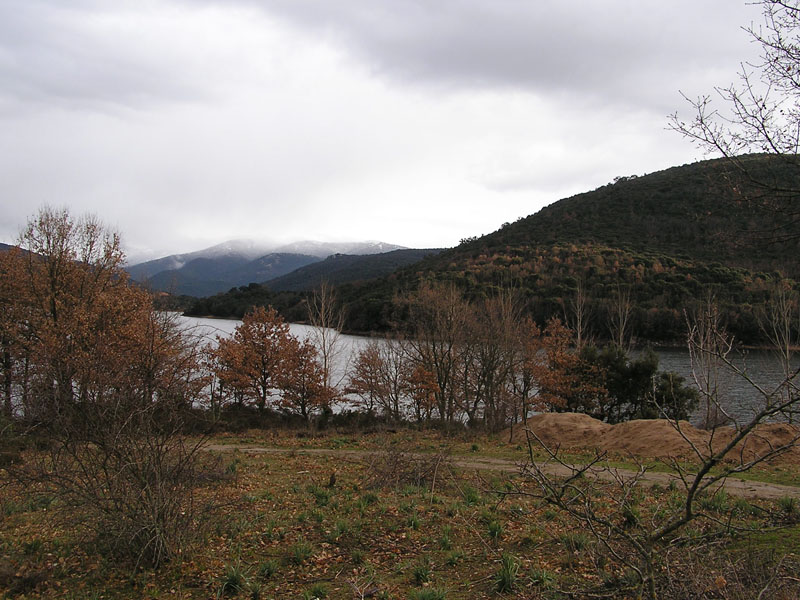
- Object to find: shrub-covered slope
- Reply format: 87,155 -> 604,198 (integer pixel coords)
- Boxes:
338,155 -> 800,341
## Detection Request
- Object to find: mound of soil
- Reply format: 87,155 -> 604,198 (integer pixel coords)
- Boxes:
509,413 -> 800,466
716,422 -> 800,465
597,419 -> 706,460
519,412 -> 610,450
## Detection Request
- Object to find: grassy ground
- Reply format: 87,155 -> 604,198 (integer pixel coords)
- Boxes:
2,429 -> 799,599
208,428 -> 800,487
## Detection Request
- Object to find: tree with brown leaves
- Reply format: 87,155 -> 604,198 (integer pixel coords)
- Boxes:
211,305 -> 296,414
278,338 -> 332,421
3,207 -> 211,569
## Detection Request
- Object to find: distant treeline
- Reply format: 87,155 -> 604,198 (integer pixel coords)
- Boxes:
182,248 -> 799,345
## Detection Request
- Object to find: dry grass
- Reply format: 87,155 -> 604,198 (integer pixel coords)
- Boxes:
1,430 -> 799,599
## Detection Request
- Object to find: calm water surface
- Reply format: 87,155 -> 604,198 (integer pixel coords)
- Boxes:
178,315 -> 371,390
652,347 -> 798,424
179,316 -> 798,425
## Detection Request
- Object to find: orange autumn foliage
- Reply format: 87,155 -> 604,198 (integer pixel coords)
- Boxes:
521,317 -> 603,412
209,305 -> 330,419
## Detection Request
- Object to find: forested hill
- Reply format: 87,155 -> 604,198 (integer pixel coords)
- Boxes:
464,154 -> 800,277
336,155 -> 800,343
266,248 -> 443,291
183,249 -> 442,320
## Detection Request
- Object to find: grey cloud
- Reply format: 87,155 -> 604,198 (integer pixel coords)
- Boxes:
238,0 -> 757,109
0,0 -> 758,115
0,0 -> 209,112
0,0 -> 763,256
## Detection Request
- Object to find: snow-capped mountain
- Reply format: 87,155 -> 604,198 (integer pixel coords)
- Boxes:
272,240 -> 405,258
125,238 -> 407,297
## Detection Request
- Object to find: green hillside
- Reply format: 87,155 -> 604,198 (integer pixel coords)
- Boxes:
468,154 -> 800,275
337,155 -> 800,342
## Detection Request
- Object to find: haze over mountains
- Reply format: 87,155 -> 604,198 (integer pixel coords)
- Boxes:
6,154 -> 797,345
125,239 -> 409,297
186,154 -> 800,344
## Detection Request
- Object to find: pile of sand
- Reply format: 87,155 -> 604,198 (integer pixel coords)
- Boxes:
518,412 -> 610,450
714,422 -> 800,465
509,413 -> 800,466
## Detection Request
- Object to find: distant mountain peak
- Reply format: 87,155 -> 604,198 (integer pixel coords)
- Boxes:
202,239 -> 275,259
125,238 -> 410,296
272,240 -> 406,258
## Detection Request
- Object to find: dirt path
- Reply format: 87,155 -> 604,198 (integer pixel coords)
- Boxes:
205,444 -> 800,500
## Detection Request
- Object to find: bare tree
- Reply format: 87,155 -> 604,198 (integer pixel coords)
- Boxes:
404,282 -> 470,424
469,291 -> 520,432
563,277 -> 592,350
608,283 -> 633,350
687,297 -> 734,430
307,281 -> 347,394
670,0 -> 800,242
508,318 -> 539,431
758,281 -> 799,422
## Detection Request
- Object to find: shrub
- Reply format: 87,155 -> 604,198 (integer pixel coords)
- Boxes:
288,539 -> 314,565
364,443 -> 451,491
560,531 -> 590,552
302,583 -> 328,599
529,566 -> 555,588
445,550 -> 464,566
495,553 -> 519,593
623,505 -> 641,529
0,415 -> 24,467
462,485 -> 481,506
4,220 -> 215,570
308,484 -> 331,507
777,495 -> 798,519
698,490 -> 729,514
258,560 -> 278,579
438,526 -> 452,550
219,560 -> 248,596
487,520 -> 503,541
412,558 -> 432,584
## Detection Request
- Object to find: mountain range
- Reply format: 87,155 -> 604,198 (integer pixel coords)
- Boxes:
126,240 -> 407,297
8,154 -> 795,345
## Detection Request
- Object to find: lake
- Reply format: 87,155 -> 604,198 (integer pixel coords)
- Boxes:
178,315 -> 369,390
651,346 -> 798,425
178,315 -> 798,426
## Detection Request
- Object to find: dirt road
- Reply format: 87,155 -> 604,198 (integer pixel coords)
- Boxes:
206,444 -> 800,500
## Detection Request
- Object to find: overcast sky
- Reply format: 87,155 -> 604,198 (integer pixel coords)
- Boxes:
0,0 -> 763,263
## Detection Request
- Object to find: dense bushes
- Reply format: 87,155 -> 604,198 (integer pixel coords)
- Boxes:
569,345 -> 699,423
